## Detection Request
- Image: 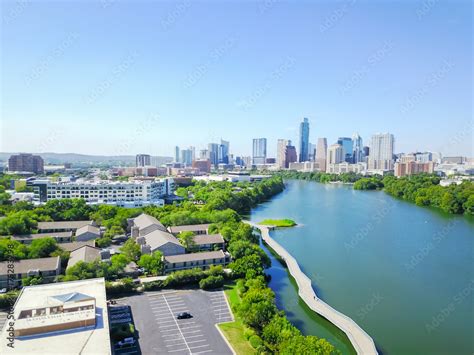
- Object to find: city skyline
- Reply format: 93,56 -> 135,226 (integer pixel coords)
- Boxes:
1,1 -> 472,157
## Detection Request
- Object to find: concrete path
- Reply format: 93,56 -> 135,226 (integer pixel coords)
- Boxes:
245,221 -> 378,355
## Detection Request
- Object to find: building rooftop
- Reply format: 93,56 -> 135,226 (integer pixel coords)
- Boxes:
58,240 -> 96,252
75,224 -> 100,236
134,213 -> 167,232
0,257 -> 60,275
164,250 -> 227,264
145,229 -> 182,251
37,220 -> 94,231
67,246 -> 101,269
193,233 -> 225,245
168,224 -> 211,234
0,278 -> 111,354
9,231 -> 73,242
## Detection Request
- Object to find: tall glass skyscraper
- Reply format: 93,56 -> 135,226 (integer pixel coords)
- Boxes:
337,137 -> 353,163
218,139 -> 230,164
252,138 -> 267,165
207,143 -> 219,166
352,133 -> 364,163
299,117 -> 310,162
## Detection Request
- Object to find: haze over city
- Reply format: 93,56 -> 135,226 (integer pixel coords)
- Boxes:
1,1 -> 472,157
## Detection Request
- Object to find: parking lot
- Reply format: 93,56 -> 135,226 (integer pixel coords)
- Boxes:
0,311 -> 7,331
117,289 -> 234,355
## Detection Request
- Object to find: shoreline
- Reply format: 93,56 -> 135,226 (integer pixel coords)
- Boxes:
245,221 -> 378,355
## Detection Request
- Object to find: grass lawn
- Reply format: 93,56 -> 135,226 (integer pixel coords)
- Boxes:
258,218 -> 297,227
219,283 -> 255,355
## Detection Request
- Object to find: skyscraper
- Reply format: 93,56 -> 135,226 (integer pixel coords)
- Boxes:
316,138 -> 328,172
337,137 -> 353,163
298,117 -> 310,162
252,138 -> 267,165
285,142 -> 297,168
277,139 -> 289,168
326,144 -> 344,172
208,143 -> 219,166
218,139 -> 230,164
136,154 -> 151,167
174,146 -> 180,163
181,149 -> 193,165
352,133 -> 364,163
368,133 -> 395,170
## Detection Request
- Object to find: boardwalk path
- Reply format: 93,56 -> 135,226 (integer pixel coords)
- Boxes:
245,221 -> 378,355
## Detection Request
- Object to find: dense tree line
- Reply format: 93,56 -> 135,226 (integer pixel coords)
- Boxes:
279,170 -> 364,184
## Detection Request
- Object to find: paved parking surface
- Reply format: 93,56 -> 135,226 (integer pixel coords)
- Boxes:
0,311 -> 7,331
117,289 -> 233,355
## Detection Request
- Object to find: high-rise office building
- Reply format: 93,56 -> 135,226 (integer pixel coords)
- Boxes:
252,138 -> 267,165
285,142 -> 297,168
277,139 -> 289,168
199,149 -> 208,160
208,143 -> 219,166
308,143 -> 316,161
337,137 -> 353,163
174,146 -> 180,163
298,117 -> 310,162
181,149 -> 193,166
190,146 -> 196,162
8,153 -> 44,174
218,139 -> 230,164
316,138 -> 328,172
368,133 -> 395,170
326,144 -> 344,172
136,154 -> 151,167
352,133 -> 364,163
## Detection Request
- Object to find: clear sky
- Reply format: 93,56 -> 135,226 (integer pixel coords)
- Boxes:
1,0 -> 472,158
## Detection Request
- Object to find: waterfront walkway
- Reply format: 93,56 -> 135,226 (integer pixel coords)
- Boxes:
245,221 -> 378,355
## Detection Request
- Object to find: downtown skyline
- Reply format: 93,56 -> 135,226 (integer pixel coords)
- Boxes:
1,1 -> 472,157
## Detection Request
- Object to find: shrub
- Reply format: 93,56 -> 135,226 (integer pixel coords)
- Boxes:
199,275 -> 224,290
106,278 -> 136,295
243,327 -> 256,340
249,334 -> 263,349
142,280 -> 164,291
0,291 -> 19,309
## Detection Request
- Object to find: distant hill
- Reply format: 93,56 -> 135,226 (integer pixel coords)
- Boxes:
0,152 -> 173,167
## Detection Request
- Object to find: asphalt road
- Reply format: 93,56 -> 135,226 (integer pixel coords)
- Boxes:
116,289 -> 234,355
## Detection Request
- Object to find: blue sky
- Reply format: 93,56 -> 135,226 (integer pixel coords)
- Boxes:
1,0 -> 472,157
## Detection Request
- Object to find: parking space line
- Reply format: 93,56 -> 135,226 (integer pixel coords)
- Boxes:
160,327 -> 181,332
187,340 -> 207,345
168,348 -> 188,353
166,342 -> 186,347
189,344 -> 210,350
178,321 -> 195,326
180,325 -> 201,330
162,333 -> 181,337
192,350 -> 213,354
162,295 -> 192,353
181,330 -> 201,334
159,324 -> 179,329
183,334 -> 204,339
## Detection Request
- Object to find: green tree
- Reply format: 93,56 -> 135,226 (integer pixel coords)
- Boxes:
137,251 -> 164,275
28,237 -> 58,259
120,239 -> 141,261
177,231 -> 196,250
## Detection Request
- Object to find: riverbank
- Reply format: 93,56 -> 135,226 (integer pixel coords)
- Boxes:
245,221 -> 378,355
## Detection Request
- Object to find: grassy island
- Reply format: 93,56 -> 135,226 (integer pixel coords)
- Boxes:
258,219 -> 297,227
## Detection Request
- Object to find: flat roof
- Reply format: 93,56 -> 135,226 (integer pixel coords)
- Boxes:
0,278 -> 111,354
37,220 -> 93,230
164,250 -> 226,263
0,257 -> 60,275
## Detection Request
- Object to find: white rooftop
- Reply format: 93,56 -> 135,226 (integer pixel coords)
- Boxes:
0,278 -> 111,355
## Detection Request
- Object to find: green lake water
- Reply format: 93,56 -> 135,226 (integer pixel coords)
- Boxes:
250,180 -> 474,355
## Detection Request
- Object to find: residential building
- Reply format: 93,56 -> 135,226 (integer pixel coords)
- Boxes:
285,143 -> 298,168
352,133 -> 364,163
192,159 -> 211,173
252,138 -> 267,165
164,250 -> 231,273
135,154 -> 151,167
8,153 -> 44,174
394,161 -> 435,177
191,234 -> 225,251
67,245 -> 109,269
9,231 -> 73,244
0,278 -> 111,354
75,225 -> 101,241
368,133 -> 395,170
136,229 -> 185,256
38,220 -> 95,234
168,224 -> 211,236
326,162 -> 368,174
316,138 -> 328,172
326,144 -> 344,172
28,178 -> 175,207
415,152 -> 433,163
131,213 -> 168,237
298,117 -> 310,162
0,256 -> 60,288
289,161 -> 319,172
337,137 -> 353,163
277,139 -> 289,168
58,240 -> 96,252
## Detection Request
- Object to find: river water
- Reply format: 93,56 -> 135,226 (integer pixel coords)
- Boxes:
250,180 -> 474,355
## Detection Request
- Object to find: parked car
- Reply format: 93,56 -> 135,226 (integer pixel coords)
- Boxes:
117,337 -> 135,348
0,288 -> 7,294
176,312 -> 192,319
